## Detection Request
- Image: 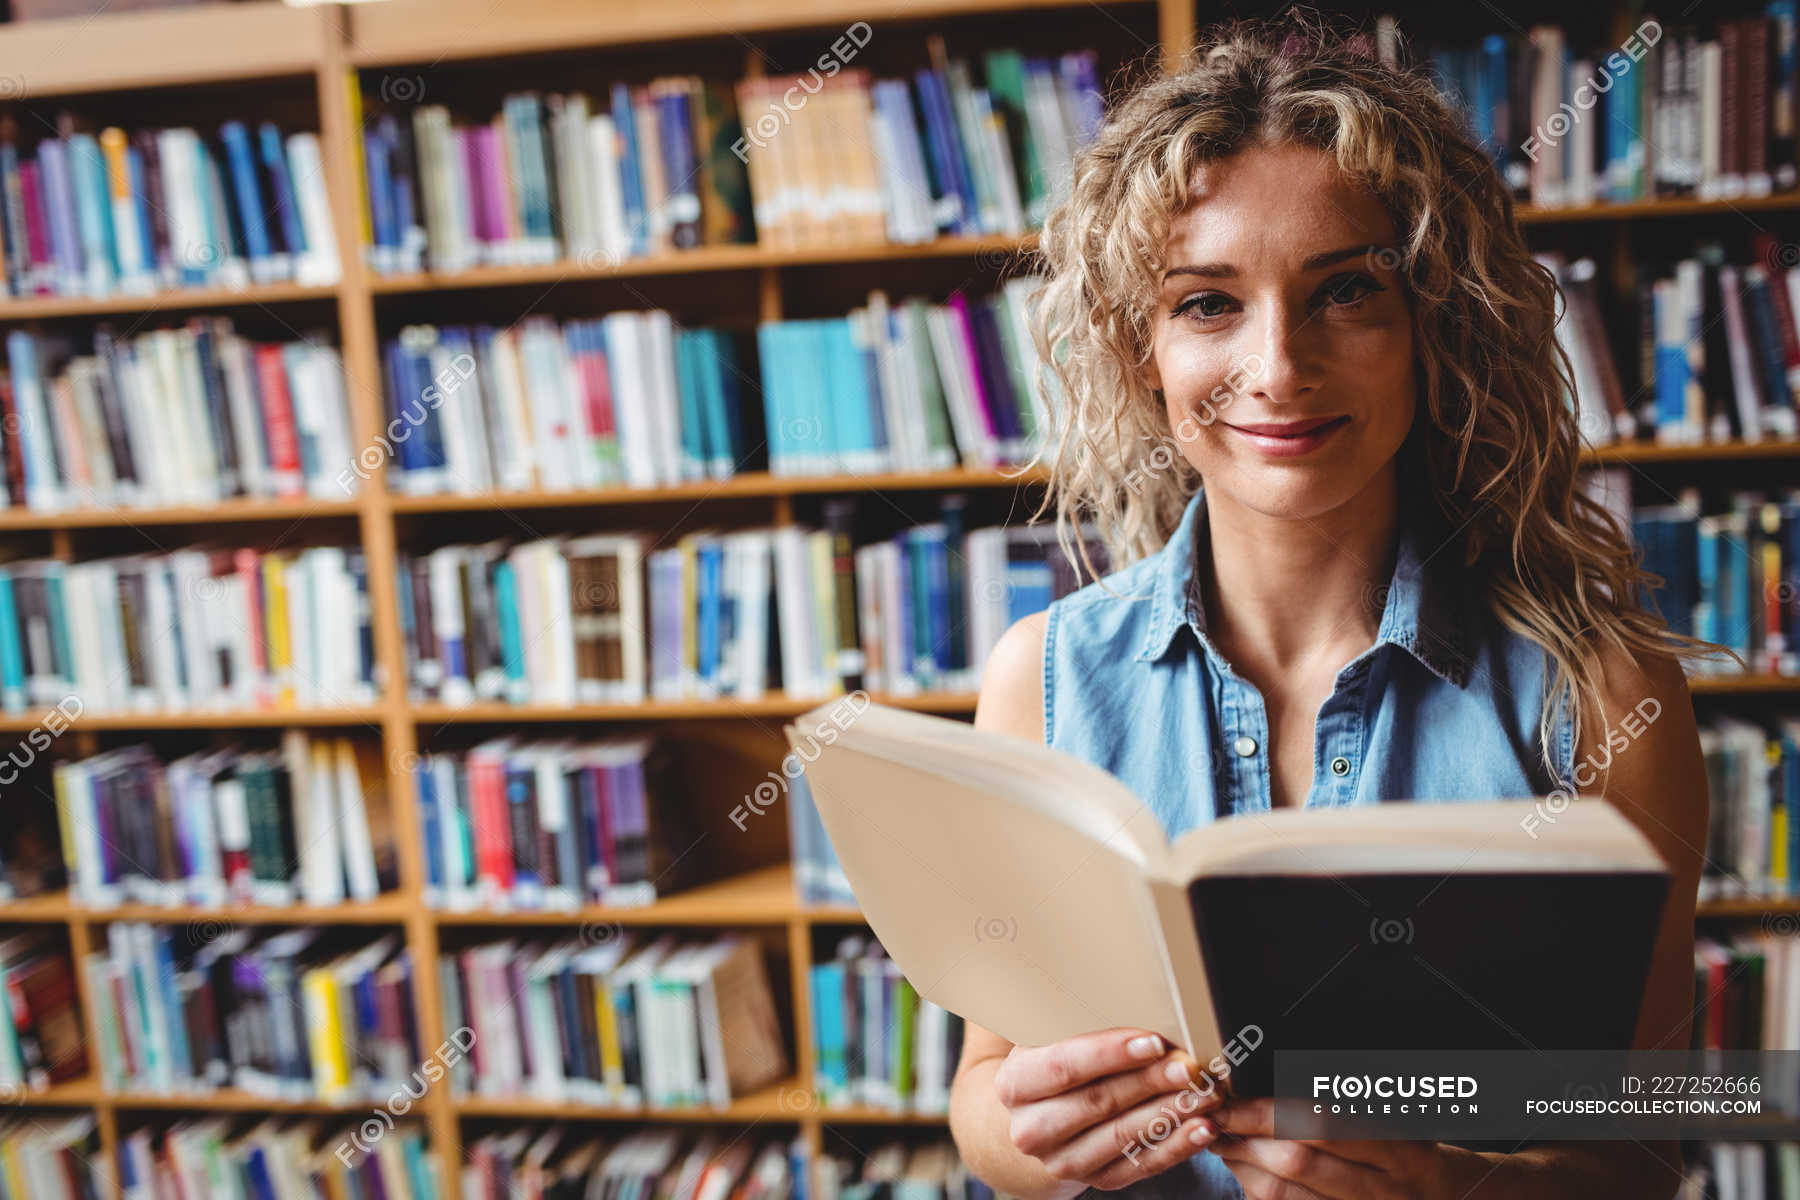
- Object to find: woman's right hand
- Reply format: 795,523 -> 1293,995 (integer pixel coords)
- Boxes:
991,1027 -> 1224,1193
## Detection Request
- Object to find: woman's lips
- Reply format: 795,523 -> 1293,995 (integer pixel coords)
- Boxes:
1222,415 -> 1350,456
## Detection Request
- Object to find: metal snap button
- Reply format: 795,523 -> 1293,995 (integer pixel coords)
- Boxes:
1330,756 -> 1351,776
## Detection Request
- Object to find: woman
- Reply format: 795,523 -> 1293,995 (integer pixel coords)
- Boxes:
949,13 -> 1719,1200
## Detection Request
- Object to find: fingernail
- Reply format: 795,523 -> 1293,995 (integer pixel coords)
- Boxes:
1188,1118 -> 1216,1145
1163,1057 -> 1192,1085
1127,1034 -> 1163,1059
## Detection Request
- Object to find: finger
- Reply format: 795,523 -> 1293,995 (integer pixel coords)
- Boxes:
1213,1096 -> 1274,1137
1008,1051 -> 1224,1157
994,1028 -> 1169,1106
1036,1089 -> 1219,1185
1217,1158 -> 1335,1200
1088,1108 -> 1219,1191
1211,1135 -> 1385,1199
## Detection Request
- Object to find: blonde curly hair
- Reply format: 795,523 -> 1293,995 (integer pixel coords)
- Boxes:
1023,8 -> 1729,780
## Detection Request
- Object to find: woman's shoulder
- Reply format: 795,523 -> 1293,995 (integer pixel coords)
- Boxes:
974,612 -> 1049,745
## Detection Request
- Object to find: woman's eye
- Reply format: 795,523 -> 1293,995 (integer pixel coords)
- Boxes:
1320,274 -> 1382,307
1174,293 -> 1233,320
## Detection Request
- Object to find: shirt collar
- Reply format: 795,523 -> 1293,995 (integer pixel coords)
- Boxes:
1133,487 -> 1472,688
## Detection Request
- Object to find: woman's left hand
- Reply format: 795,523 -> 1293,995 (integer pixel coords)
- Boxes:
1208,1097 -> 1459,1199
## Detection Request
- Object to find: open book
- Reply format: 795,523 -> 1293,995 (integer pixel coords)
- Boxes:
787,701 -> 1674,1093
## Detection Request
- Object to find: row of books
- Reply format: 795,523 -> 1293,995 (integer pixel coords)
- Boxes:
88,925 -> 419,1103
759,282 -> 1046,475
811,933 -> 961,1113
738,44 -> 1102,249
52,735 -> 397,911
816,1140 -> 997,1200
1694,932 -> 1796,1066
0,118 -> 340,300
413,738 -> 689,912
442,932 -> 788,1108
0,546 -> 379,715
1539,243 -> 1800,448
1634,238 -> 1800,446
464,1129 -> 799,1200
1417,9 -> 1800,208
123,1120 -> 439,1200
462,1129 -> 996,1200
398,502 -> 1099,706
1684,1142 -> 1800,1200
0,1117 -> 102,1200
1700,714 -> 1800,901
1627,489 -> 1799,676
1,324 -> 354,514
379,283 -> 1046,499
381,314 -> 753,494
0,933 -> 84,1097
358,43 -> 1101,272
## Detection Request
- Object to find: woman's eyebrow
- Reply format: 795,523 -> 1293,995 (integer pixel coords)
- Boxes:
1162,244 -> 1383,282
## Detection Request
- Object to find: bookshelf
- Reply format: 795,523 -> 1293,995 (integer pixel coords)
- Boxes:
1,0 -> 1798,1194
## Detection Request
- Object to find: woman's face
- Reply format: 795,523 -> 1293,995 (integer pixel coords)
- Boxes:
1146,141 -> 1417,523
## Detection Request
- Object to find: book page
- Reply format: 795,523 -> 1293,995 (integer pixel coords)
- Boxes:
796,737 -> 1185,1049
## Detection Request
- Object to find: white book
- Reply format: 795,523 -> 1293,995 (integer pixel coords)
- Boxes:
286,133 -> 342,285
772,527 -> 822,698
333,739 -> 380,902
589,115 -> 631,265
924,305 -> 996,467
486,328 -> 537,492
642,311 -> 684,485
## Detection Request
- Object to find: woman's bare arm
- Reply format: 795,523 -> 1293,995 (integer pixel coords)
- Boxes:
948,613 -> 1217,1199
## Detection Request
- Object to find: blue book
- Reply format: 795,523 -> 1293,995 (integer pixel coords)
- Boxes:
0,572 -> 22,712
756,323 -> 789,473
709,329 -> 747,470
655,84 -> 701,249
1785,729 -> 1800,896
811,961 -> 849,1100
1652,284 -> 1688,434
493,559 -> 526,700
123,146 -> 158,282
220,122 -> 273,276
68,134 -> 117,293
417,761 -> 442,894
697,539 -> 723,689
258,122 -> 306,259
382,339 -> 427,476
610,82 -> 648,258
676,328 -> 708,480
243,1146 -> 279,1200
402,1129 -> 435,1200
364,125 -> 397,264
152,929 -> 194,1083
913,69 -> 976,236
825,319 -> 878,471
42,568 -> 74,689
37,139 -> 84,293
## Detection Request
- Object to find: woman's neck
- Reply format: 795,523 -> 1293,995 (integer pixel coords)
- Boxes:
1196,474 -> 1402,680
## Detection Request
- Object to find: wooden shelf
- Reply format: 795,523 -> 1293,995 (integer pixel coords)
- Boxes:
71,895 -> 412,926
1519,192 -> 1800,222
433,864 -> 799,926
106,1088 -> 388,1114
0,2 -> 328,98
0,281 -> 338,322
1697,897 -> 1800,918
452,1078 -> 811,1121
0,706 -> 385,732
369,234 -> 1033,294
1584,439 -> 1800,464
1687,675 -> 1800,695
0,495 -> 361,531
412,691 -> 981,723
0,891 -> 75,922
816,1105 -> 952,1125
347,0 -> 1149,66
0,1077 -> 104,1107
389,466 -> 1047,514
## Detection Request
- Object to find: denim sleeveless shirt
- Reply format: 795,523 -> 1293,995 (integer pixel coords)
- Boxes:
1042,486 -> 1577,1198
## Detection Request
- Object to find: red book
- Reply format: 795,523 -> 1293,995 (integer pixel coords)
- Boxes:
468,747 -> 515,896
17,161 -> 51,294
253,343 -> 302,496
